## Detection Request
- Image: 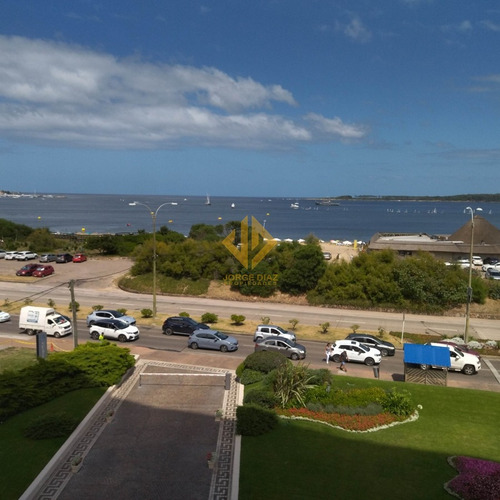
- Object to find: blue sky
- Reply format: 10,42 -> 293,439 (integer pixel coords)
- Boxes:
1,1 -> 499,197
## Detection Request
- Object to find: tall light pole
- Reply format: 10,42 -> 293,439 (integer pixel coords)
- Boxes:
464,206 -> 482,343
129,201 -> 175,317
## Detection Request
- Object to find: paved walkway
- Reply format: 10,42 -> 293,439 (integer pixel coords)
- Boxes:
21,348 -> 243,500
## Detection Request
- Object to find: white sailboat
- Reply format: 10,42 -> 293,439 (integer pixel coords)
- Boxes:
205,194 -> 211,206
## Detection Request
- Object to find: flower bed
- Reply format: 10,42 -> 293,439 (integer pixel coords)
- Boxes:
276,407 -> 417,433
445,456 -> 500,500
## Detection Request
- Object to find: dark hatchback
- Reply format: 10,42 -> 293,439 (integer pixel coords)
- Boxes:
162,316 -> 209,336
345,333 -> 396,356
56,253 -> 73,263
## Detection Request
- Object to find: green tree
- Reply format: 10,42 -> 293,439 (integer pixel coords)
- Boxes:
279,244 -> 326,295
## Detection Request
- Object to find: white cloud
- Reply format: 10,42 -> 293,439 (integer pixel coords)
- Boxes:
305,113 -> 368,140
481,20 -> 500,32
0,35 -> 366,150
336,16 -> 372,43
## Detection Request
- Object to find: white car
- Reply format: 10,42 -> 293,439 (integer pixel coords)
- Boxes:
330,340 -> 382,366
14,251 -> 37,261
89,319 -> 139,342
423,343 -> 481,375
482,263 -> 500,272
4,251 -> 19,260
0,249 -> 6,259
485,269 -> 500,280
472,256 -> 483,266
253,324 -> 296,343
0,310 -> 11,322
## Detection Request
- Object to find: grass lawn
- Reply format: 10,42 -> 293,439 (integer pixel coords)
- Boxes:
0,347 -> 38,373
239,377 -> 500,500
0,387 -> 106,500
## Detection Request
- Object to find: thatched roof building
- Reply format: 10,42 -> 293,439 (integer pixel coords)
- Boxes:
368,216 -> 500,261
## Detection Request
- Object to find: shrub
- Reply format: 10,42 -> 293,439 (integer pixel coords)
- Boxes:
239,369 -> 265,385
273,363 -> 314,408
47,299 -> 56,308
350,324 -> 360,333
117,308 -> 127,315
68,301 -> 80,312
141,308 -> 153,318
179,311 -> 190,317
319,322 -> 330,334
243,389 -> 278,409
24,298 -> 33,306
201,312 -> 218,323
261,316 -> 270,325
289,318 -> 299,330
243,351 -> 290,374
231,314 -> 245,325
23,412 -> 78,440
92,305 -> 104,311
236,404 -> 279,436
380,389 -> 414,417
306,368 -> 334,386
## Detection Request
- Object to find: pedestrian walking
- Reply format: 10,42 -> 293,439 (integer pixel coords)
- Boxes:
339,350 -> 348,372
325,343 -> 331,364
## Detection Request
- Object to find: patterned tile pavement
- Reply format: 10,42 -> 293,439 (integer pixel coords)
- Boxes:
21,357 -> 243,500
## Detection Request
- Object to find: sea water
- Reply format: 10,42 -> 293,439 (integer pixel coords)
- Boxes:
1,194 -> 499,243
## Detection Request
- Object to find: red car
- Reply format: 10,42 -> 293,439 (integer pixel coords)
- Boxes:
32,265 -> 55,277
16,264 -> 39,276
73,253 -> 87,263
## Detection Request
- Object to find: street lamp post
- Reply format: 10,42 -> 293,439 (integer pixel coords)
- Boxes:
464,206 -> 482,343
129,201 -> 174,317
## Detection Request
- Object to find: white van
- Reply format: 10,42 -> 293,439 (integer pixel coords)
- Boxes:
19,306 -> 72,338
424,342 -> 481,375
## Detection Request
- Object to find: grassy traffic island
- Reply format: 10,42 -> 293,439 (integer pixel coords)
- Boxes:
236,351 -> 500,500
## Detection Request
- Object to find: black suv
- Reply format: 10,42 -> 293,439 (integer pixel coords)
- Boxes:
345,333 -> 396,356
162,316 -> 209,336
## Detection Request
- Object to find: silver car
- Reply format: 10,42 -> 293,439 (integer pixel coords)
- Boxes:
254,336 -> 306,360
86,309 -> 136,326
40,253 -> 57,262
188,329 -> 238,352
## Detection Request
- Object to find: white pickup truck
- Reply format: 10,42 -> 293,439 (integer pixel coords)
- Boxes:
423,342 -> 481,375
19,306 -> 72,337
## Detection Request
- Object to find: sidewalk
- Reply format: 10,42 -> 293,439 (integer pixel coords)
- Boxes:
21,348 -> 243,500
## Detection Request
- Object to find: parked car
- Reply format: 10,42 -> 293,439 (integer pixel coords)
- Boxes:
39,253 -> 57,263
329,340 -> 382,366
254,336 -> 306,360
485,268 -> 500,280
188,329 -> 238,352
56,253 -> 73,263
162,316 -> 209,335
89,319 -> 140,342
32,265 -> 55,277
86,309 -> 136,326
72,253 -> 87,263
322,251 -> 332,260
423,343 -> 481,375
253,324 -> 296,343
483,257 -> 499,265
482,263 -> 499,272
0,310 -> 11,322
345,333 -> 396,356
16,263 -> 39,276
14,251 -> 37,261
0,249 -> 6,259
4,251 -> 19,260
472,256 -> 483,266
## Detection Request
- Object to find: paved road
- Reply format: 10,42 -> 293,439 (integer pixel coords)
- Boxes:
1,256 -> 499,341
2,319 -> 500,392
